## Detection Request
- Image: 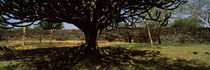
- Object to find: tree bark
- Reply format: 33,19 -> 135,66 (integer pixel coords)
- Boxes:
49,29 -> 53,45
157,25 -> 163,44
146,21 -> 154,47
22,23 -> 26,45
39,29 -> 42,42
83,28 -> 101,54
74,22 -> 103,55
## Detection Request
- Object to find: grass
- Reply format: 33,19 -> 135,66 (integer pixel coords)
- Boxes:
0,40 -> 125,50
111,42 -> 210,66
0,61 -> 15,68
0,40 -> 210,69
0,60 -> 19,70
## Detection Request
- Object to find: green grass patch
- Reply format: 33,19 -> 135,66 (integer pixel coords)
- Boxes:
111,42 -> 210,66
0,60 -> 19,70
0,42 -> 210,69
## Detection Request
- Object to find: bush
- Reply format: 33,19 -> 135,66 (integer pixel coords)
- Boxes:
0,46 -> 15,52
169,16 -> 204,28
105,33 -> 118,42
0,28 -> 6,40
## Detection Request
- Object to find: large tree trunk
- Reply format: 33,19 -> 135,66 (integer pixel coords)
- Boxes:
74,22 -> 103,55
83,28 -> 101,54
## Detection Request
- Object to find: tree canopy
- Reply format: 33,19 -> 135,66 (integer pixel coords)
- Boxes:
33,21 -> 64,30
175,0 -> 209,27
0,0 -> 187,53
0,0 -> 186,27
169,16 -> 205,28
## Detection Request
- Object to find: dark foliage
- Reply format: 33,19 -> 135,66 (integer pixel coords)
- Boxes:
170,16 -> 205,28
0,0 -> 187,53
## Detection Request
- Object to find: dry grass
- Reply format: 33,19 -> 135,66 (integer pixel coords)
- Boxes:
159,45 -> 210,66
122,42 -> 210,66
1,40 -> 210,69
0,40 -> 125,50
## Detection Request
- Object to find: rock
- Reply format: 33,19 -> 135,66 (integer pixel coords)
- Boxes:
0,37 -> 6,41
205,52 -> 210,54
193,52 -> 198,54
15,44 -> 22,47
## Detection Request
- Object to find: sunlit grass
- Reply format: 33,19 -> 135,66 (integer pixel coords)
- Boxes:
1,40 -> 210,69
0,60 -> 19,69
0,40 -> 125,50
110,42 -> 210,66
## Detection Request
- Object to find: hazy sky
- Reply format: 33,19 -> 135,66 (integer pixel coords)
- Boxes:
29,22 -> 79,29
63,22 -> 78,29
8,18 -> 79,29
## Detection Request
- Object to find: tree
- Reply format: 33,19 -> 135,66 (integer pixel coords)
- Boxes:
38,21 -> 64,30
144,20 -> 154,47
22,23 -> 26,45
127,8 -> 171,45
0,0 -> 186,54
112,8 -> 172,46
170,16 -> 205,28
142,9 -> 171,46
33,23 -> 64,30
175,0 -> 209,27
41,21 -> 63,44
35,21 -> 63,43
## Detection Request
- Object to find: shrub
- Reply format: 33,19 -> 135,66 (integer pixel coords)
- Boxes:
169,16 -> 204,28
0,46 -> 15,52
105,33 -> 118,42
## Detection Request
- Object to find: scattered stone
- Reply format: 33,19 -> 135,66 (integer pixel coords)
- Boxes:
193,52 -> 198,54
205,52 -> 210,54
0,37 -> 7,41
14,44 -> 22,47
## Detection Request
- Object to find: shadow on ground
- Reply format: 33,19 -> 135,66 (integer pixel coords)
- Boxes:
0,45 -> 209,70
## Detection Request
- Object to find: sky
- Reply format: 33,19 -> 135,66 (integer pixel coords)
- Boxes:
29,22 -> 79,29
7,19 -> 79,29
62,23 -> 78,29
